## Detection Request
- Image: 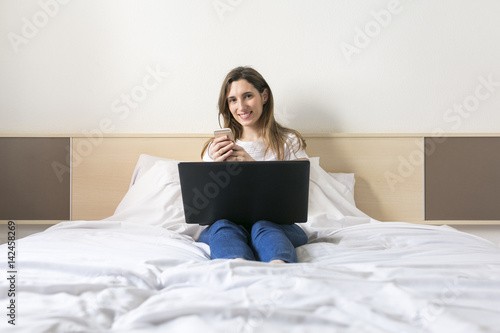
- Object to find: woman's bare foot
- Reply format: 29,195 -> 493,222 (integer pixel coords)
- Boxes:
270,259 -> 285,264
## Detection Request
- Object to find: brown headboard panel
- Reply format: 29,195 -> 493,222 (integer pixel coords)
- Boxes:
0,137 -> 70,220
425,137 -> 500,220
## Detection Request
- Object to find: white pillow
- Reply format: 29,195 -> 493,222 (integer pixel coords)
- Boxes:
106,158 -> 206,239
129,154 -> 180,188
301,157 -> 370,240
109,154 -> 366,240
308,157 -> 355,200
328,172 -> 355,195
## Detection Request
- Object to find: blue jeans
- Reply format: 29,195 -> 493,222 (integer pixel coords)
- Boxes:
198,219 -> 308,263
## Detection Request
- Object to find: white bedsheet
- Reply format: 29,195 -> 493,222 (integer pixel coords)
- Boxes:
2,158 -> 500,332
1,220 -> 499,332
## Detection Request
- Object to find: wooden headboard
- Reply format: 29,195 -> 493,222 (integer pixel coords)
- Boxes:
69,134 -> 422,223
2,133 -> 500,225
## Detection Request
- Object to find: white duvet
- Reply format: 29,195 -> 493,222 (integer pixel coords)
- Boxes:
1,157 -> 500,333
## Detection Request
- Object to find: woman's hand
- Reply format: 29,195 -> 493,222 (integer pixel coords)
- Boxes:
210,135 -> 235,161
226,144 -> 255,161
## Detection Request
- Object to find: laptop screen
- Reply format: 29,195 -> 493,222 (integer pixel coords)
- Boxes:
178,160 -> 310,226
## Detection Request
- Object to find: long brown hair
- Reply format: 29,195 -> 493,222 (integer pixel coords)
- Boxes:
201,66 -> 306,160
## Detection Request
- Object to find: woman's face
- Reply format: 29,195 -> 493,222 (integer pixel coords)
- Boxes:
227,79 -> 268,131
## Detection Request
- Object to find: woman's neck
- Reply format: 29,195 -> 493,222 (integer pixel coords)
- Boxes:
239,127 -> 263,142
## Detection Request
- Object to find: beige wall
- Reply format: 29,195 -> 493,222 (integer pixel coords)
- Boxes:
1,0 -> 499,135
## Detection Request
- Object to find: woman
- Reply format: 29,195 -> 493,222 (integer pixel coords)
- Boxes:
199,66 -> 308,263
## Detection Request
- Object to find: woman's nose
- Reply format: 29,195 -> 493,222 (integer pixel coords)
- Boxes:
237,99 -> 246,110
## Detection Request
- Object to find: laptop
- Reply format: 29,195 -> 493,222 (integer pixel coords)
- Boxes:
178,160 -> 310,226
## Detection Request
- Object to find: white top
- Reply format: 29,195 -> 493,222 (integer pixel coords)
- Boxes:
203,133 -> 308,161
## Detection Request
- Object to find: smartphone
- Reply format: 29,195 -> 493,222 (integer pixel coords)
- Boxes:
214,128 -> 235,142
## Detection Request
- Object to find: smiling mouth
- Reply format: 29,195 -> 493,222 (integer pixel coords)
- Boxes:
238,111 -> 252,120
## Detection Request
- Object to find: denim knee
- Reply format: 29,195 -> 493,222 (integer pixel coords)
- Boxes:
211,219 -> 240,232
199,219 -> 243,245
288,224 -> 308,247
251,220 -> 278,235
212,219 -> 250,241
251,221 -> 308,248
201,219 -> 254,260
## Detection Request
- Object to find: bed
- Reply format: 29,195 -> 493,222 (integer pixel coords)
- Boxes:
1,134 -> 500,332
